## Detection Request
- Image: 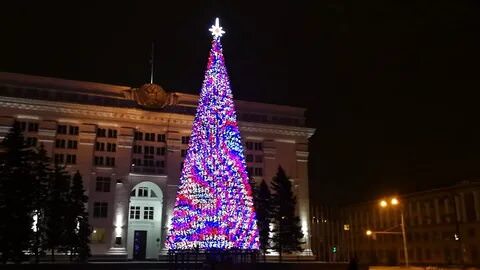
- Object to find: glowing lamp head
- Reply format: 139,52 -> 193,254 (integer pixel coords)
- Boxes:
380,200 -> 388,208
366,230 -> 372,236
391,197 -> 399,206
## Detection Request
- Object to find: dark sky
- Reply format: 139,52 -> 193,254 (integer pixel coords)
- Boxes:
1,1 -> 480,205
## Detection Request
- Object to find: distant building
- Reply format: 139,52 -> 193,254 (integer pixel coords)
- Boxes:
311,181 -> 480,266
0,72 -> 314,259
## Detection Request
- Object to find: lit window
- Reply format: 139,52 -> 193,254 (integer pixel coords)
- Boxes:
91,228 -> 106,243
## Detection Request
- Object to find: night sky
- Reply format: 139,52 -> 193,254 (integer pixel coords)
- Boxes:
1,1 -> 480,205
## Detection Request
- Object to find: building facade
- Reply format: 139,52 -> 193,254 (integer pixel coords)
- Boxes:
311,181 -> 480,266
0,72 -> 314,259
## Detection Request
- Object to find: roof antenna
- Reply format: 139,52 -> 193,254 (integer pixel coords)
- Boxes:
150,42 -> 155,84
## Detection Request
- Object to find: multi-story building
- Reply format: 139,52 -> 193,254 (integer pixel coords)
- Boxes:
0,72 -> 314,259
311,181 -> 480,266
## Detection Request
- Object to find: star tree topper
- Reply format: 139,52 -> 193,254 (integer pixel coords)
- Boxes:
209,17 -> 226,38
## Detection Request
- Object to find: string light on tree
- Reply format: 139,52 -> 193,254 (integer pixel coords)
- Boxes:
165,18 -> 259,250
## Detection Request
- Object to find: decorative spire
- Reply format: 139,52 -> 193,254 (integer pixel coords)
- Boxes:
209,17 -> 225,38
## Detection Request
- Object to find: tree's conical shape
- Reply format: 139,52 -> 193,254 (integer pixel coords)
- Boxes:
166,33 -> 259,250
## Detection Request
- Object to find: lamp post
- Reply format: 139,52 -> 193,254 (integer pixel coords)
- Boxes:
379,198 -> 409,268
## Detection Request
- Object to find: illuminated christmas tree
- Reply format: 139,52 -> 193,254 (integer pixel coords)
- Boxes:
166,18 -> 259,250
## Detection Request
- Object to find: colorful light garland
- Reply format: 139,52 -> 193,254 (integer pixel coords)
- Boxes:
165,18 -> 259,250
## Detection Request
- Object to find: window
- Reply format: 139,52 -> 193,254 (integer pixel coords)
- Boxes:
254,167 -> 263,176
156,160 -> 165,168
181,149 -> 187,157
95,142 -> 105,151
97,128 -> 106,137
26,137 -> 37,147
144,207 -> 154,220
246,142 -> 253,150
94,156 -> 104,166
156,147 -> 166,156
55,139 -> 66,148
107,129 -> 117,138
144,146 -> 154,155
246,154 -> 254,162
181,136 -> 190,144
16,121 -> 27,132
132,158 -> 141,166
134,131 -> 143,141
28,123 -> 39,132
95,177 -> 111,192
54,154 -> 64,164
157,134 -> 166,142
255,155 -> 263,163
106,157 -> 115,167
93,202 -> 108,218
254,142 -> 263,151
145,133 -> 155,141
133,145 -> 142,154
91,228 -> 106,243
138,187 -> 148,197
129,206 -> 140,219
67,140 -> 77,149
57,125 -> 67,134
144,159 -> 154,167
66,154 -> 76,164
69,126 -> 79,135
107,143 -> 116,152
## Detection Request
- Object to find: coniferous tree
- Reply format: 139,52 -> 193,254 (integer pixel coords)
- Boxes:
270,166 -> 304,261
0,122 -> 35,263
255,180 -> 272,260
29,144 -> 51,263
44,164 -> 71,261
65,171 -> 91,262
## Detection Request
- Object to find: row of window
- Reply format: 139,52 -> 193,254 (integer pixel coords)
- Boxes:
57,125 -> 79,135
129,206 -> 154,220
54,154 -> 77,164
56,139 -> 78,149
133,145 -> 166,155
95,142 -> 116,152
17,121 -> 39,132
97,128 -> 117,138
132,159 -> 165,168
134,132 -> 166,142
94,156 -> 115,167
130,187 -> 158,197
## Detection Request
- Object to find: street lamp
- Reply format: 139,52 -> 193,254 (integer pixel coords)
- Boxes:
379,197 -> 409,268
